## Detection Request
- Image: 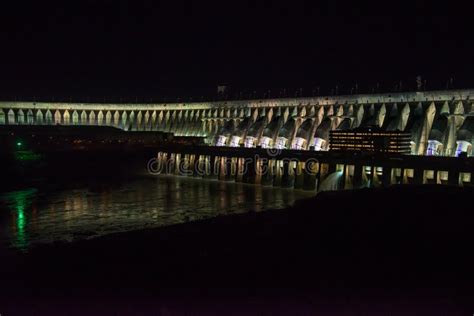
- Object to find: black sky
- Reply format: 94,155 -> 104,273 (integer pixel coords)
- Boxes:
0,0 -> 473,101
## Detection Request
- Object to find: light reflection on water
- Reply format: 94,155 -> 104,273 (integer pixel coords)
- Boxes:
0,176 -> 313,250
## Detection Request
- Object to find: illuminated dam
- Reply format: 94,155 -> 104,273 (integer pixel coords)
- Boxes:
1,89 -> 474,157
2,90 -> 474,191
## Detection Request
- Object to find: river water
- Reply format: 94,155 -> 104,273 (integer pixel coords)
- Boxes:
0,175 -> 313,251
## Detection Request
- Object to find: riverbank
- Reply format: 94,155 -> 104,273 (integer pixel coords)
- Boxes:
2,184 -> 473,314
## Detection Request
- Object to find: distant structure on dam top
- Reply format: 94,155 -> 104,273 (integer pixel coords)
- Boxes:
1,89 -> 474,157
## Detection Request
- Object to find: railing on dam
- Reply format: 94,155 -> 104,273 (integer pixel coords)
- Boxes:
148,145 -> 474,191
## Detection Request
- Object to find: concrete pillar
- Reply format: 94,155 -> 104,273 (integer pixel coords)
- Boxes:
243,156 -> 257,184
316,163 -> 328,191
192,155 -> 201,177
166,152 -> 175,174
352,164 -> 363,188
273,160 -> 283,187
340,164 -> 348,189
261,159 -> 274,186
294,161 -> 305,189
382,166 -> 392,187
303,160 -> 318,191
208,155 -> 218,179
218,156 -> 232,181
368,165 -> 375,187
448,170 -> 460,186
413,168 -> 423,185
281,160 -> 295,188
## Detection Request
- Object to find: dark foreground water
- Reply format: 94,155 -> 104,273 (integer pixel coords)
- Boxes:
0,175 -> 313,250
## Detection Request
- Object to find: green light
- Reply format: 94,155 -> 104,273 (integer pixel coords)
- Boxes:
16,141 -> 22,147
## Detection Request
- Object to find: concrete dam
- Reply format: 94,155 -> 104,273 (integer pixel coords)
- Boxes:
1,89 -> 474,157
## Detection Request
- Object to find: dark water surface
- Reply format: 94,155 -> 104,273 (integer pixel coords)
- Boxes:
0,175 -> 313,250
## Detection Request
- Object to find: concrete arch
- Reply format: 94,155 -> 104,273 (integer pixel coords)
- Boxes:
36,110 -> 44,125
136,111 -> 143,130
290,106 -> 298,117
164,111 -> 171,132
150,111 -> 157,131
128,111 -> 136,131
325,105 -> 334,117
418,102 -> 437,155
106,111 -> 112,126
72,110 -> 79,125
307,106 -> 316,117
54,110 -> 62,124
174,110 -> 183,135
169,110 -> 178,134
0,109 -> 5,124
45,110 -> 53,125
80,111 -> 88,125
335,104 -> 344,116
113,111 -> 120,127
143,111 -> 150,131
8,109 -> 15,124
17,109 -> 25,124
297,106 -> 306,117
181,110 -> 191,136
89,111 -> 97,125
344,104 -> 354,117
156,111 -> 164,131
121,112 -> 128,130
177,110 -> 187,135
183,110 -> 191,134
63,110 -> 70,125
191,111 -> 201,136
97,111 -> 104,126
293,118 -> 315,149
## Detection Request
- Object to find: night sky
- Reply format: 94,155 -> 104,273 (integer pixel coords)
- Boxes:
1,1 -> 473,101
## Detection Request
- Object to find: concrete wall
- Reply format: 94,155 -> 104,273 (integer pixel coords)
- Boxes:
1,89 -> 473,155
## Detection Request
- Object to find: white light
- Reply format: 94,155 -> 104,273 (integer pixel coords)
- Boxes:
291,137 -> 306,150
230,136 -> 241,147
426,140 -> 442,156
275,137 -> 287,149
313,137 -> 326,151
455,140 -> 472,157
244,136 -> 257,148
216,135 -> 227,146
258,136 -> 273,148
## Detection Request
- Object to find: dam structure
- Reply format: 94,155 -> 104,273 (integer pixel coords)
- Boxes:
1,89 -> 474,157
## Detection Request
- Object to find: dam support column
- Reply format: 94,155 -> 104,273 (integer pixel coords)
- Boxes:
261,159 -> 274,186
413,168 -> 424,185
224,157 -> 234,181
243,156 -> 257,184
204,155 -> 217,179
281,160 -> 295,188
192,155 -> 201,177
166,152 -> 175,174
210,155 -> 218,179
303,160 -> 318,191
352,164 -> 363,188
448,169 -> 460,186
366,165 -> 374,188
174,153 -> 181,175
294,161 -> 305,189
382,166 -> 392,187
340,164 -> 348,189
316,163 -> 329,191
273,160 -> 283,187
